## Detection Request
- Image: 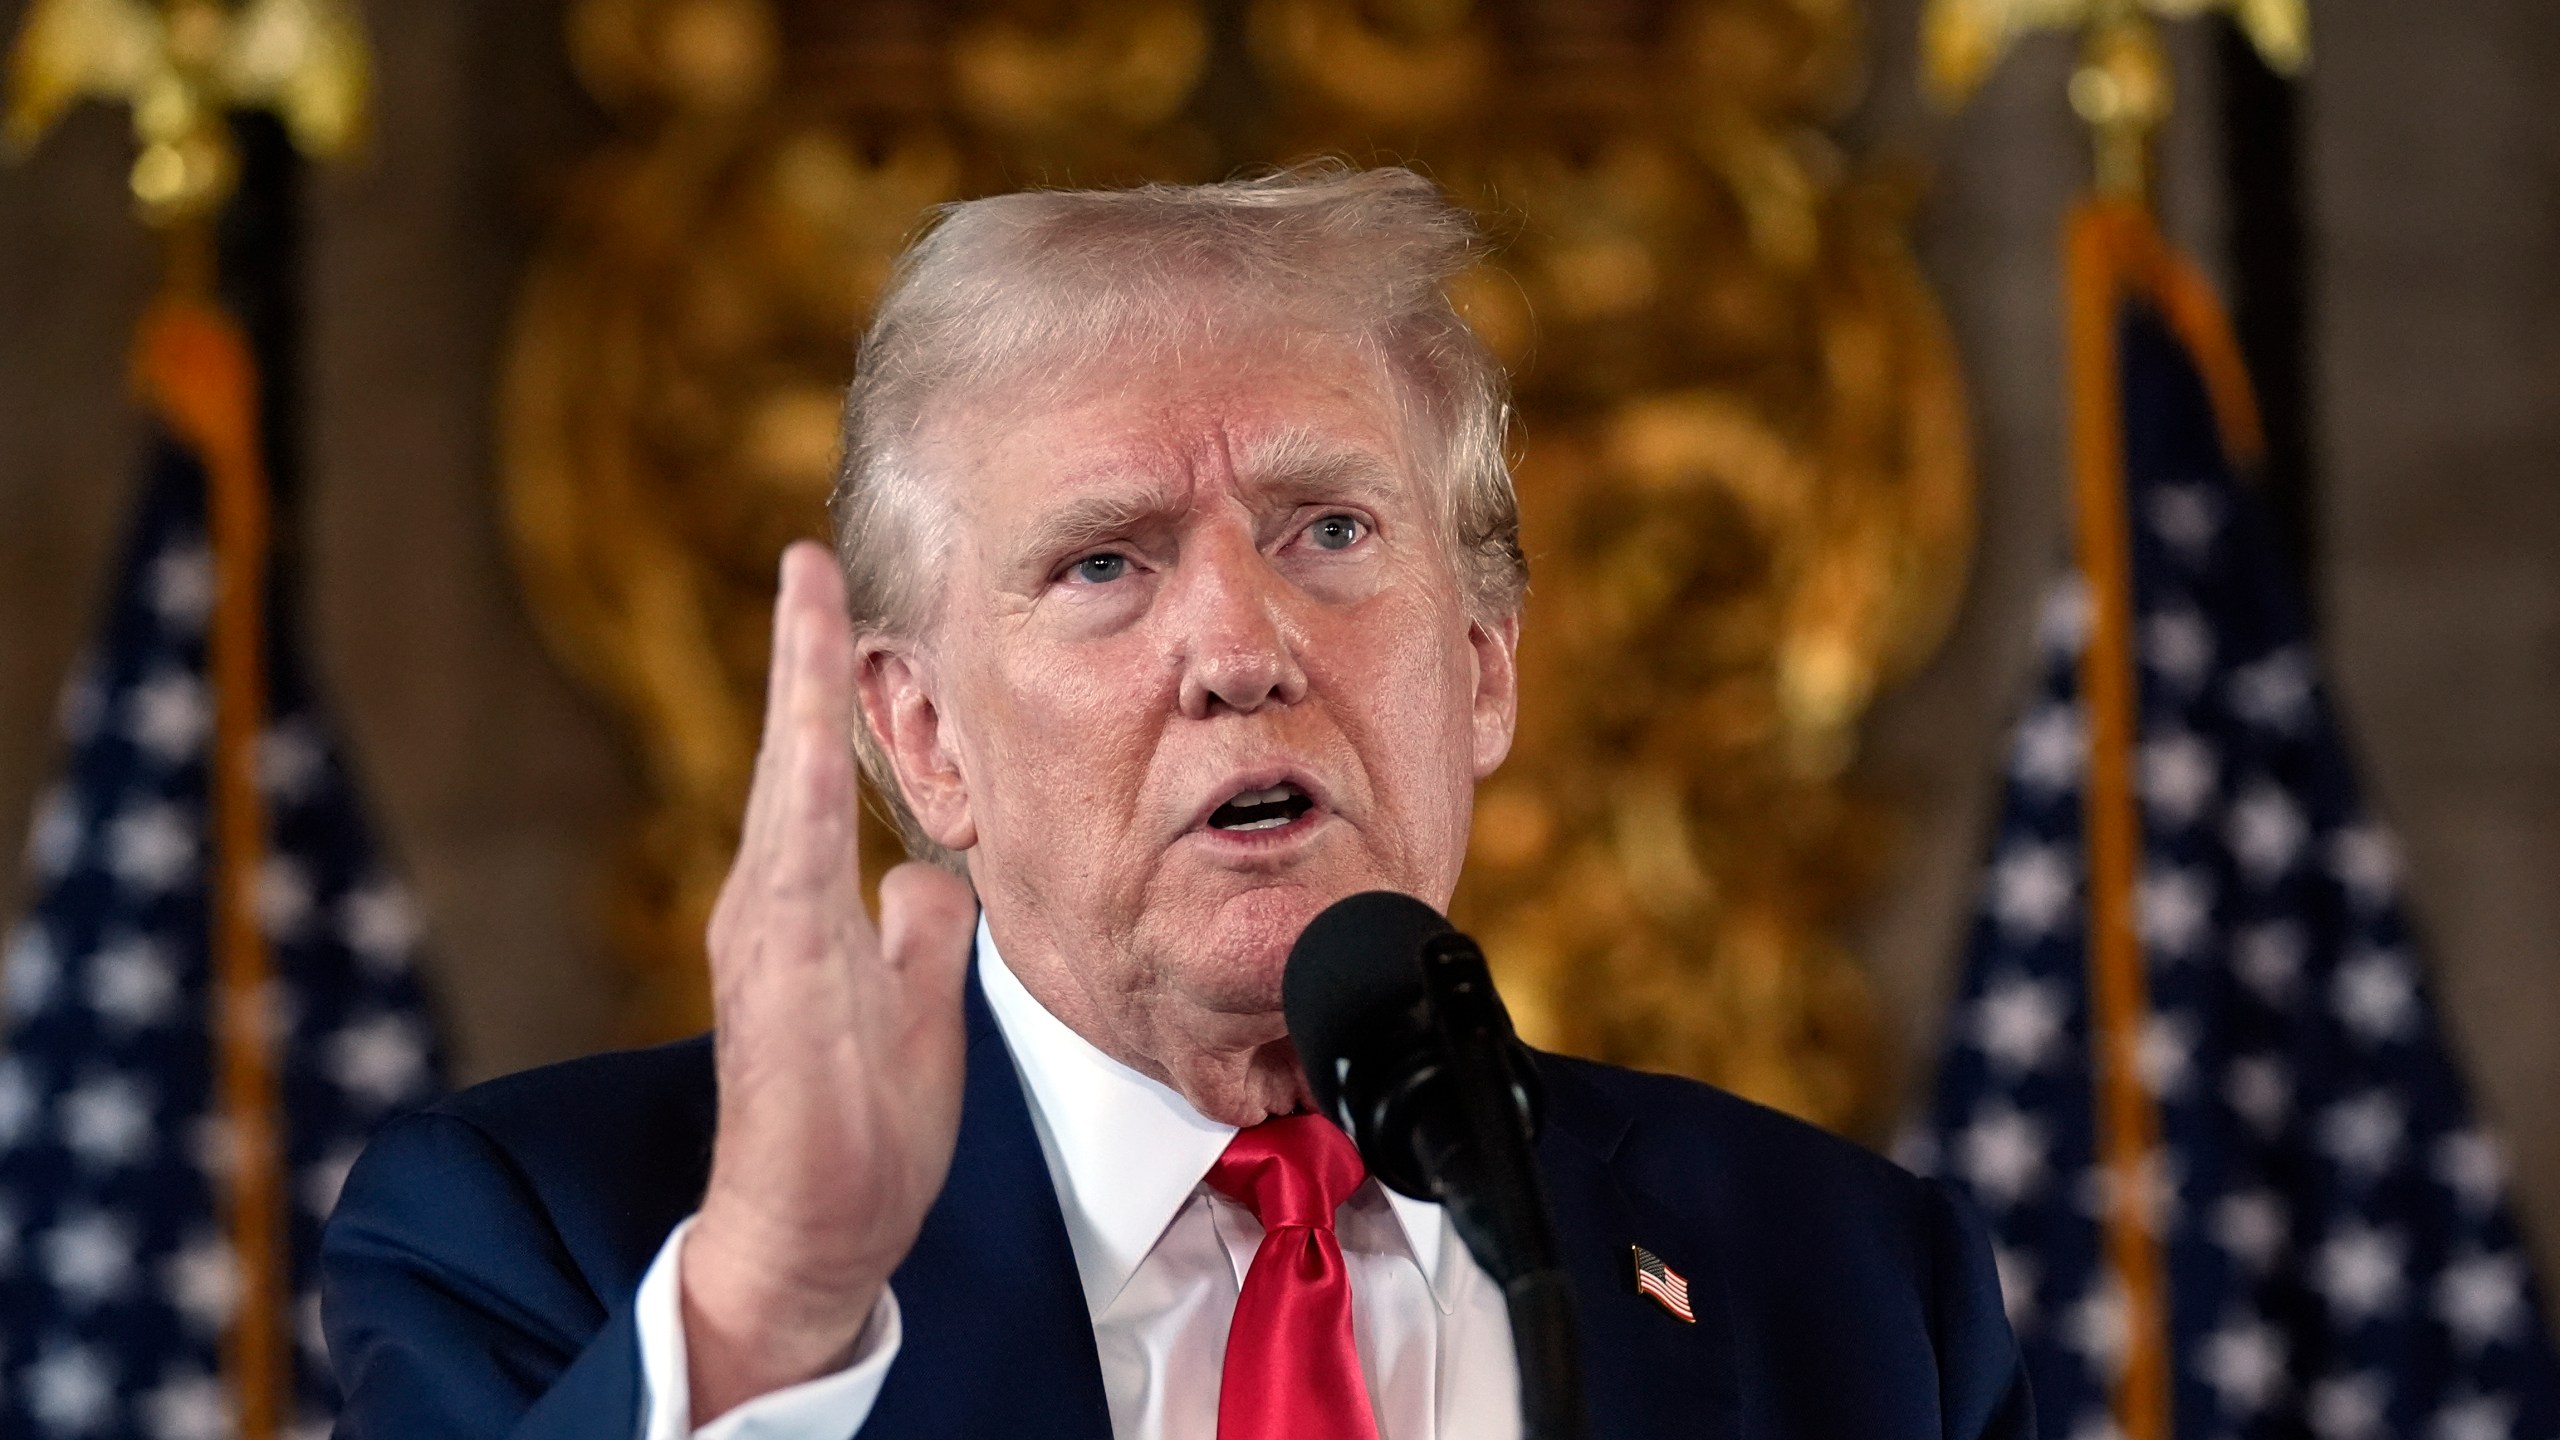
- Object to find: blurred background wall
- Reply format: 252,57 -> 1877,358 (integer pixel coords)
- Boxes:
2,0 -> 2555,1281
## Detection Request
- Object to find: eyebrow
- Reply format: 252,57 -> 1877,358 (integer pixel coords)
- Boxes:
1008,487 -> 1178,573
1231,426 -> 1403,505
1004,427 -> 1407,576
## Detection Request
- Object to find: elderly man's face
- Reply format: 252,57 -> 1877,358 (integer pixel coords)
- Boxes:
865,329 -> 1517,1116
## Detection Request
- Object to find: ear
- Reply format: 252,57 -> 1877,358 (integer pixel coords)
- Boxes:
852,638 -> 978,853
1467,610 -> 1521,779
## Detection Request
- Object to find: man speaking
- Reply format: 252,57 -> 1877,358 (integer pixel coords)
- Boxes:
321,165 -> 2031,1439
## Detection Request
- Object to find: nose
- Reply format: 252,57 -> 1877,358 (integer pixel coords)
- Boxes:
1172,526 -> 1309,718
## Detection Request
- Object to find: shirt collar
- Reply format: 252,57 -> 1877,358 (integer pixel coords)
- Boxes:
974,914 -> 1451,1315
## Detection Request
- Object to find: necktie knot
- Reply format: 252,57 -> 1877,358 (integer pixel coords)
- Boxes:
1205,1112 -> 1381,1440
1207,1112 -> 1366,1232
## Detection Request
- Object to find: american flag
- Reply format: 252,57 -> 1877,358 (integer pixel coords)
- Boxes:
1631,1245 -> 1694,1323
0,435 -> 446,1437
1902,291 -> 2560,1439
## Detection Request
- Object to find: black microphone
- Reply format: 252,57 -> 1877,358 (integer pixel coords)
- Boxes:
1283,891 -> 1587,1440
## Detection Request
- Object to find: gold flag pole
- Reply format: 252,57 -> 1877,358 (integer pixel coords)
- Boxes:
7,5 -> 369,1437
1920,3 -> 2304,1438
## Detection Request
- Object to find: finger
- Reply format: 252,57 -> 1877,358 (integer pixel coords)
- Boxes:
765,547 -> 868,906
717,545 -> 863,965
713,552 -> 810,959
875,862 -> 976,990
734,545 -> 831,864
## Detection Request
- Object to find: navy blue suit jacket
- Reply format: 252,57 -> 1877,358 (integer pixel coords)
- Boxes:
321,965 -> 2033,1438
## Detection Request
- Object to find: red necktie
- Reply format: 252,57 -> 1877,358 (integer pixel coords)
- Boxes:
1206,1113 -> 1383,1440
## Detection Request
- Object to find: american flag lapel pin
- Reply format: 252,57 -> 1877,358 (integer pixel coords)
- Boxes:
1630,1245 -> 1695,1323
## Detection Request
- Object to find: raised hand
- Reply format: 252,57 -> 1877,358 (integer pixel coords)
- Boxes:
678,542 -> 978,1423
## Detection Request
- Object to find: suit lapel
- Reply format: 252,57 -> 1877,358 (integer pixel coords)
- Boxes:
850,972 -> 1742,1439
1537,1057 -> 1742,1440
862,956 -> 1115,1438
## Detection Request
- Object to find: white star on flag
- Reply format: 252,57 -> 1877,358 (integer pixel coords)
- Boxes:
257,720 -> 327,803
2013,703 -> 2086,791
105,803 -> 197,893
2435,1251 -> 2528,1349
2075,1148 -> 2181,1240
2234,920 -> 2306,1003
341,881 -> 424,969
2332,948 -> 2418,1043
162,1232 -> 241,1335
124,669 -> 213,765
88,934 -> 179,1031
41,1210 -> 137,1307
58,1072 -> 155,1170
2146,483 -> 2222,555
2309,1371 -> 2388,1440
2228,784 -> 2309,881
2209,1189 -> 2288,1272
2138,729 -> 2218,827
2435,1130 -> 2508,1210
2314,1223 -> 2406,1323
143,1369 -> 231,1440
2328,823 -> 2401,906
1990,843 -> 2076,937
1970,975 -> 2068,1073
2143,607 -> 2216,688
2062,1279 -> 2131,1379
2135,1011 -> 2197,1097
258,854 -> 316,941
2039,578 -> 2092,655
2318,1092 -> 2407,1178
2229,646 -> 2316,733
26,1342 -> 117,1433
2197,1317 -> 2287,1414
2136,865 -> 2213,958
326,1014 -> 432,1109
1958,1102 -> 2049,1207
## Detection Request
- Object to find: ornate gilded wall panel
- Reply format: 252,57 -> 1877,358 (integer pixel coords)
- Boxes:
503,0 -> 1971,1135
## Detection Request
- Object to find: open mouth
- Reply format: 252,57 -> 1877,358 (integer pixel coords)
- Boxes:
1207,782 -> 1316,833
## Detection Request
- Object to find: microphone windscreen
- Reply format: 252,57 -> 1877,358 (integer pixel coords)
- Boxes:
1283,890 -> 1454,1118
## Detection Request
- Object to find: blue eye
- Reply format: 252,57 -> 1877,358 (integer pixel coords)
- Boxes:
1074,553 -> 1128,584
1309,515 -> 1365,551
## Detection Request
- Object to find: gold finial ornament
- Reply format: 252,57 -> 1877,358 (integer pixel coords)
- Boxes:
1922,0 -> 2306,198
1924,0 -> 2305,107
6,0 -> 370,224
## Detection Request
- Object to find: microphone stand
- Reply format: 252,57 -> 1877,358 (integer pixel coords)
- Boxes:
1413,935 -> 1589,1440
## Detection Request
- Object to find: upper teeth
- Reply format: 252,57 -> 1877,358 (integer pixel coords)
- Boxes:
1231,785 -> 1294,806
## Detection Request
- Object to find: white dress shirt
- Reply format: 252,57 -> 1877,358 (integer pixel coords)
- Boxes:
634,917 -> 1521,1439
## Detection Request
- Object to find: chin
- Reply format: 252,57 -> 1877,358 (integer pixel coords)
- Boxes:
1137,824 -> 1442,1014
1140,877 -> 1346,1017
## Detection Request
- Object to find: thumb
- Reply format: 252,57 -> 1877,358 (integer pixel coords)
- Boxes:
876,861 -> 977,991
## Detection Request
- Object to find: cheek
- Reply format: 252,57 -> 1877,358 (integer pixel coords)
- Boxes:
962,638 -> 1167,837
1321,596 -> 1482,813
